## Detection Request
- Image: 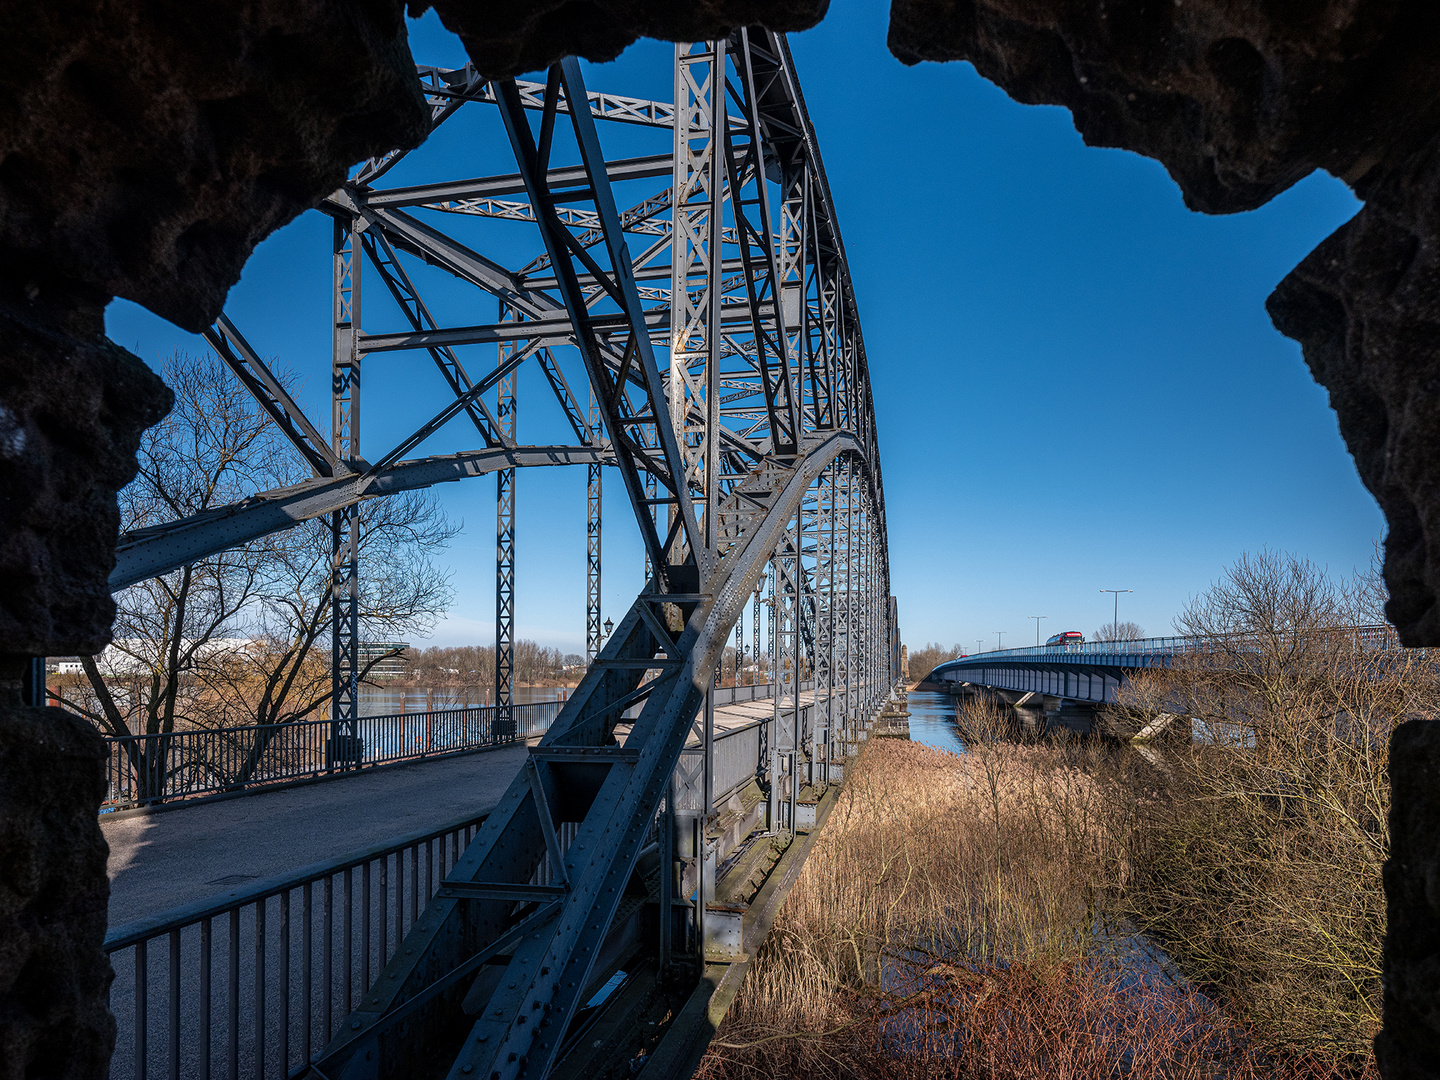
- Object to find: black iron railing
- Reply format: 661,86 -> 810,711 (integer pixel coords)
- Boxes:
104,813 -> 486,1080
100,701 -> 561,811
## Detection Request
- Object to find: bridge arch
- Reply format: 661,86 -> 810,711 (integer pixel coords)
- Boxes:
108,31 -> 895,1080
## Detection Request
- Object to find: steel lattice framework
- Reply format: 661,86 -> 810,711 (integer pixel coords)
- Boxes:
109,29 -> 895,1080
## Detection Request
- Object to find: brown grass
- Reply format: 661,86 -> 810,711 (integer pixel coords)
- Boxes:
696,736 -> 1363,1080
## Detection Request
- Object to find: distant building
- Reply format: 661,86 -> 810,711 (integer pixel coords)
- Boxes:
82,638 -> 258,677
358,642 -> 410,680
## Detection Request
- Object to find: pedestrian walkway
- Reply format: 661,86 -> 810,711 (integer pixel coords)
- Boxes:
103,685 -> 854,927
103,744 -> 529,926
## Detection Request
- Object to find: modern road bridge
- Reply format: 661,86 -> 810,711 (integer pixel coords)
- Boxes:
926,626 -> 1398,715
108,30 -> 898,1080
927,637 -> 1189,706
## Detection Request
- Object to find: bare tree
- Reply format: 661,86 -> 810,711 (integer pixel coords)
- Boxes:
60,352 -> 457,800
908,642 -> 966,682
1114,549 -> 1438,1056
64,352 -> 285,798
1092,620 -> 1145,642
200,488 -> 458,786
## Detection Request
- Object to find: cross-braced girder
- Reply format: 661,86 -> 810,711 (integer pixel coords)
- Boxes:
107,28 -> 895,1080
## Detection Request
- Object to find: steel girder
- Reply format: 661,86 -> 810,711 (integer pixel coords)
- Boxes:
298,32 -> 892,1080
104,28 -> 895,1080
331,219 -> 363,756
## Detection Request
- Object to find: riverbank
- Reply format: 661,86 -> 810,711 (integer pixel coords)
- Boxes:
695,736 -> 1366,1080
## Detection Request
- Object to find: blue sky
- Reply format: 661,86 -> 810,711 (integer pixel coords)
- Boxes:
105,0 -> 1379,655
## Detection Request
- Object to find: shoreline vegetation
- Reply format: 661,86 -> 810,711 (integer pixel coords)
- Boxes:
696,737 -> 1373,1080
700,552 -> 1423,1079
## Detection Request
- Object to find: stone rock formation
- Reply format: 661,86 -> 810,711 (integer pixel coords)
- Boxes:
888,0 -> 1440,646
0,667 -> 113,1080
1269,143 -> 1440,644
0,277 -> 171,658
7,0 -> 1438,1073
423,0 -> 829,78
887,3 -> 1440,1072
1383,720 -> 1440,1079
0,0 -> 431,332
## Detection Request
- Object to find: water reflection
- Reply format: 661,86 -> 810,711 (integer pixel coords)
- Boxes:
905,690 -> 966,755
358,685 -> 572,716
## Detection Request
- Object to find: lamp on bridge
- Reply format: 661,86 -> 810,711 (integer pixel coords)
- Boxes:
1100,589 -> 1133,638
1029,615 -> 1047,646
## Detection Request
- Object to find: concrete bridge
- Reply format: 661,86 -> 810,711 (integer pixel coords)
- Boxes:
926,637 -> 1186,710
924,627 -> 1396,736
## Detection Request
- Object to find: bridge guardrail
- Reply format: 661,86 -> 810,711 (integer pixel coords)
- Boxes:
99,701 -> 562,812
104,812 -> 487,1080
98,682 -> 800,812
939,624 -> 1399,667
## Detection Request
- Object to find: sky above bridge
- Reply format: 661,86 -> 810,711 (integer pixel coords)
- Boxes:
105,0 -> 1378,656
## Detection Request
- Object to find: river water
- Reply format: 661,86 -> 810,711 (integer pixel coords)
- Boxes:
357,684 -> 573,716
904,689 -> 966,754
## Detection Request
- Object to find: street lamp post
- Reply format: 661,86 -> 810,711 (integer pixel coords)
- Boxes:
995,631 -> 1005,650
976,639 -> 983,656
1029,615 -> 1047,646
1099,590 -> 1132,638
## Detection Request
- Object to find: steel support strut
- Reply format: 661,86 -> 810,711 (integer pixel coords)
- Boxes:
496,306 -> 518,738
330,216 -> 361,769
184,31 -> 900,1080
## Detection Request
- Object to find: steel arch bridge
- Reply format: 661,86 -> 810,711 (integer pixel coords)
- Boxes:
112,30 -> 895,1079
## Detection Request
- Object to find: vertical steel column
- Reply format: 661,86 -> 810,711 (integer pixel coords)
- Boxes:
770,515 -> 799,834
767,565 -> 776,684
495,306 -> 517,738
817,461 -> 837,783
330,217 -> 361,768
586,384 -> 603,665
840,460 -> 852,743
753,574 -> 763,688
672,40 -> 725,564
735,607 -> 743,686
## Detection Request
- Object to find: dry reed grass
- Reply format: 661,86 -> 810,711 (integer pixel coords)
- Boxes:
696,736 -> 1358,1080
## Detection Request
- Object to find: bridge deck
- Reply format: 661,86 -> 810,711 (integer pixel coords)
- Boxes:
102,744 -> 530,926
101,688 -> 835,928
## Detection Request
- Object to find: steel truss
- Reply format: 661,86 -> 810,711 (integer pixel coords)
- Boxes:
108,29 -> 896,1080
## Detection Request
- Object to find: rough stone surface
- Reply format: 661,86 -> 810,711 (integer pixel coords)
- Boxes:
887,0 -> 1440,213
1381,720 -> 1440,1078
1269,135 -> 1440,644
886,1 -> 1440,647
886,5 -> 1440,1074
0,685 -> 114,1080
423,0 -> 829,79
0,275 -> 171,657
0,0 -> 430,332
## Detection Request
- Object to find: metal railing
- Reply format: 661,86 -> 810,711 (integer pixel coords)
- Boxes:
104,813 -> 487,1080
673,682 -> 840,811
937,624 -> 1401,669
101,701 -> 561,811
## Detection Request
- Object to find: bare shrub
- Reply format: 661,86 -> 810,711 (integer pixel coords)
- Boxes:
1114,549 -> 1440,1060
